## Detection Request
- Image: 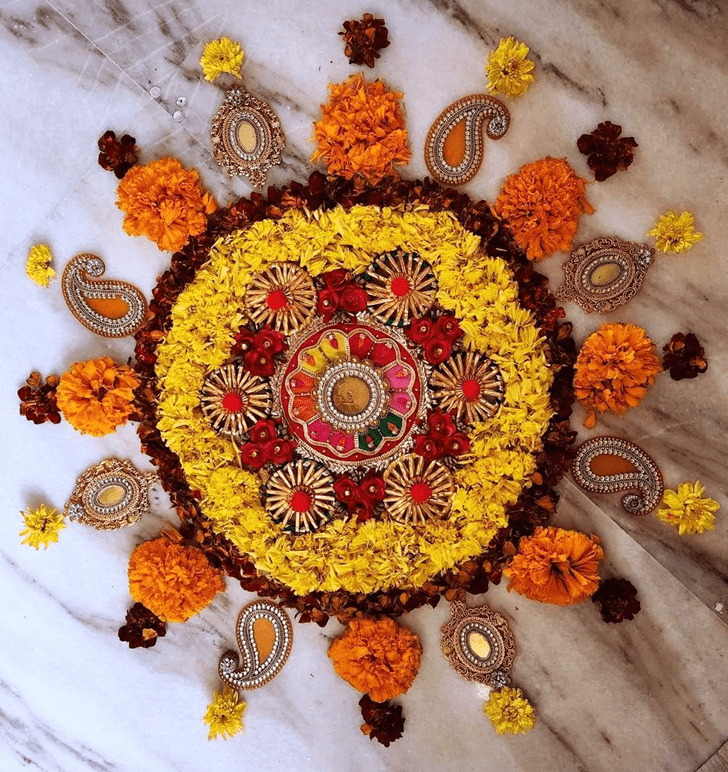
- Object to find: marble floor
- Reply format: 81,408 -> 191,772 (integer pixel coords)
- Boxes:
1,1 -> 727,770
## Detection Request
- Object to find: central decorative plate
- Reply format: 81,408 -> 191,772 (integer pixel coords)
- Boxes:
276,317 -> 427,470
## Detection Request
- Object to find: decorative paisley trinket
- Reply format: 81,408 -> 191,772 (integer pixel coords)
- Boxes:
556,236 -> 654,314
424,94 -> 509,186
441,601 -> 516,687
218,600 -> 293,690
61,253 -> 148,338
64,458 -> 156,530
210,86 -> 285,187
571,436 -> 663,515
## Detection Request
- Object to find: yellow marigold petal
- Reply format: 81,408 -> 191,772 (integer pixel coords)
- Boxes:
484,686 -> 536,734
486,37 -> 536,99
26,244 -> 55,287
203,686 -> 246,740
656,480 -> 719,535
647,210 -> 703,254
19,504 -> 65,550
200,37 -> 244,82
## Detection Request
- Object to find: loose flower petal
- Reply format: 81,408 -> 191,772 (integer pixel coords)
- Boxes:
647,210 -> 703,254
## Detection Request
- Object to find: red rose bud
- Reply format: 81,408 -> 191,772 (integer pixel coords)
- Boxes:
427,409 -> 456,438
254,328 -> 285,355
322,268 -> 350,291
435,314 -> 462,342
445,432 -> 471,456
350,499 -> 373,522
359,472 -> 385,501
249,419 -> 277,445
413,434 -> 443,460
340,284 -> 368,314
232,328 -> 255,356
244,349 -> 276,377
263,438 -> 293,465
334,476 -> 360,505
317,288 -> 339,319
423,337 -> 452,365
405,317 -> 433,344
240,443 -> 266,470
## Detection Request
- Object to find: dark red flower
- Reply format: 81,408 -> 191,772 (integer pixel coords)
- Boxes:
435,314 -> 462,342
577,121 -> 638,182
423,337 -> 452,365
405,317 -> 433,344
232,328 -> 256,357
427,409 -> 455,439
118,602 -> 166,649
18,371 -> 61,425
340,14 -> 390,69
340,284 -> 369,314
350,499 -> 373,521
244,349 -> 276,377
249,419 -> 277,444
334,476 -> 361,505
592,578 -> 641,623
240,443 -> 266,469
98,130 -> 138,179
359,694 -> 405,747
444,432 -> 470,456
263,438 -> 293,465
322,268 -> 350,291
254,328 -> 285,355
662,331 -> 708,381
317,288 -> 340,319
413,435 -> 443,460
360,472 -> 385,501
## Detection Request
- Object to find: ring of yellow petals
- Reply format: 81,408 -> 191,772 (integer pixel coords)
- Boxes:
155,205 -> 553,595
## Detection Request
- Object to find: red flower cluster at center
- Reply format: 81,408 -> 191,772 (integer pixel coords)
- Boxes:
334,472 -> 386,521
317,269 -> 369,320
232,326 -> 287,377
413,409 -> 470,460
240,419 -> 294,469
405,313 -> 462,364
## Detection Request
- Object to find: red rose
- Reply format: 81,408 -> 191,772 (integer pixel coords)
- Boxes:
244,349 -> 276,377
340,284 -> 368,314
359,472 -> 385,501
254,328 -> 285,355
334,476 -> 360,505
435,314 -> 462,342
322,268 -> 350,291
240,443 -> 266,470
445,432 -> 471,456
232,328 -> 255,357
413,435 -> 443,460
406,317 -> 434,344
263,438 -> 293,465
350,499 -> 373,522
249,419 -> 277,445
427,409 -> 455,439
317,288 -> 339,319
423,337 -> 452,365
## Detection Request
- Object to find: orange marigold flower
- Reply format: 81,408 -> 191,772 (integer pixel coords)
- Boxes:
117,157 -> 217,252
494,156 -> 593,260
574,323 -> 662,428
505,526 -> 603,605
311,74 -> 411,184
128,537 -> 225,623
328,617 -> 421,702
56,356 -> 138,437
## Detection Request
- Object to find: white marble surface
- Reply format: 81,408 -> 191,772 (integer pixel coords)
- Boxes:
1,1 -> 727,770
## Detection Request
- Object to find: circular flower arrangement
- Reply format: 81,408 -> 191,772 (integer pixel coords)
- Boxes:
133,173 -> 578,621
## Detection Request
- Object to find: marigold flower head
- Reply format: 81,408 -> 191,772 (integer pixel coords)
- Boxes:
656,481 -> 719,535
484,686 -> 536,734
56,356 -> 139,437
26,244 -> 55,287
200,37 -> 244,82
19,504 -> 65,550
311,74 -> 411,184
203,686 -> 246,740
505,526 -> 603,605
486,37 -> 535,99
328,617 -> 422,702
573,323 -> 662,428
128,537 -> 225,622
494,157 -> 593,260
117,157 -> 217,252
647,210 -> 703,254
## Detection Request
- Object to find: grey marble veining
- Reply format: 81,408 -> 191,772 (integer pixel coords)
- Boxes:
1,0 -> 727,770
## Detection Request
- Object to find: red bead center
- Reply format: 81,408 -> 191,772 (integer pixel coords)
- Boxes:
266,289 -> 288,311
290,490 -> 312,513
410,482 -> 432,504
221,392 -> 243,413
461,379 -> 481,401
390,276 -> 411,297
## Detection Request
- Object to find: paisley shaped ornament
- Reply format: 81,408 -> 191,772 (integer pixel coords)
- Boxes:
424,95 -> 509,186
218,600 -> 293,690
61,253 -> 147,338
571,436 -> 663,515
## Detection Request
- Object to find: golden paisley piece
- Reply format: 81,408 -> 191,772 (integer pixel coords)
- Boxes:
424,94 -> 510,186
571,436 -> 664,515
61,253 -> 148,338
218,600 -> 293,690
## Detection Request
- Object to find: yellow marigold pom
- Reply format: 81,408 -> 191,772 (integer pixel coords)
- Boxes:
200,37 -> 244,82
117,157 -> 217,253
647,210 -> 703,254
311,74 -> 411,184
656,481 -> 719,535
203,686 -> 246,740
486,37 -> 536,99
573,323 -> 662,428
56,356 -> 139,437
26,244 -> 55,287
328,617 -> 422,702
494,157 -> 593,260
128,537 -> 225,622
19,504 -> 65,550
484,687 -> 536,734
505,526 -> 603,605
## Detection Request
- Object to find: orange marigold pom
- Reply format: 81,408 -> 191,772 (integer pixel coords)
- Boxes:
311,74 -> 411,185
117,157 -> 217,252
574,323 -> 662,428
505,526 -> 603,605
128,538 -> 225,623
328,617 -> 421,702
494,156 -> 593,260
56,356 -> 138,437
